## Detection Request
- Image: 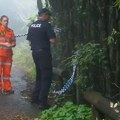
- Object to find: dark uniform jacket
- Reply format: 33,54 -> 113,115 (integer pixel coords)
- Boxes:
27,20 -> 56,51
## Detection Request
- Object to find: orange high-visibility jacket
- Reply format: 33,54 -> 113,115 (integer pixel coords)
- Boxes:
0,25 -> 16,57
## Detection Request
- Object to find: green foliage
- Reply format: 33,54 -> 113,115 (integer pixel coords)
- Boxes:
13,41 -> 35,80
115,0 -> 120,9
107,29 -> 120,46
70,42 -> 107,90
27,15 -> 37,27
39,102 -> 93,120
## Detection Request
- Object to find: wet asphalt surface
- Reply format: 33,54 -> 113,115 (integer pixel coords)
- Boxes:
0,65 -> 39,120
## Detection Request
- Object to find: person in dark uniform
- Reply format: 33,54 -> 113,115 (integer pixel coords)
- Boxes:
26,8 -> 57,110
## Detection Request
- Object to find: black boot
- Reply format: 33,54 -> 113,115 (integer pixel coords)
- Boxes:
39,103 -> 51,110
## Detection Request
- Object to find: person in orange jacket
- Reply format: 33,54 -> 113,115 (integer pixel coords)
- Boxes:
0,15 -> 16,93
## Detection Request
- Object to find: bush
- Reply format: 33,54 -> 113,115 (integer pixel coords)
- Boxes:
39,102 -> 93,120
70,42 -> 107,91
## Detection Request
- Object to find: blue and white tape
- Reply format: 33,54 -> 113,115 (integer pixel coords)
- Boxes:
15,33 -> 28,38
53,64 -> 77,95
15,28 -> 61,38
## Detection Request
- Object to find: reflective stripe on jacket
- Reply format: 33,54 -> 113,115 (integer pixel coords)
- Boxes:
0,25 -> 16,57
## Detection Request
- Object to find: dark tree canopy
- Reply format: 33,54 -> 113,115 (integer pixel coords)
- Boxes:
37,0 -> 120,100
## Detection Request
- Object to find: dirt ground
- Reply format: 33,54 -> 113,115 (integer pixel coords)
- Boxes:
0,65 -> 39,120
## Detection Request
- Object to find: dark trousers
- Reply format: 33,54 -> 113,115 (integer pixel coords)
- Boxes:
32,50 -> 52,105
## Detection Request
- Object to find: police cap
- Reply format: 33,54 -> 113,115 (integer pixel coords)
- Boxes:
38,8 -> 51,16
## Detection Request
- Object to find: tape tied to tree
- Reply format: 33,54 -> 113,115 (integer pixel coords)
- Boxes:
53,64 -> 77,95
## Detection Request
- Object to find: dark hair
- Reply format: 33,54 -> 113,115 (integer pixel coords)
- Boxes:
0,15 -> 8,21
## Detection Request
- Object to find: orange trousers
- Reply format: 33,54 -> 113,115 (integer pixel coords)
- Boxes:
0,56 -> 12,91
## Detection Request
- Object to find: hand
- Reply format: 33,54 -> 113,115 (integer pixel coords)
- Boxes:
50,38 -> 58,44
29,41 -> 31,46
4,42 -> 12,47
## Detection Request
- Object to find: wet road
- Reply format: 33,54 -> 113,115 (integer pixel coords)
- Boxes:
0,65 -> 39,120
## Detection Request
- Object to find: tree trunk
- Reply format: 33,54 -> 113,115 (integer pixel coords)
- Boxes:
84,91 -> 120,120
92,106 -> 102,120
37,0 -> 43,9
53,67 -> 69,79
